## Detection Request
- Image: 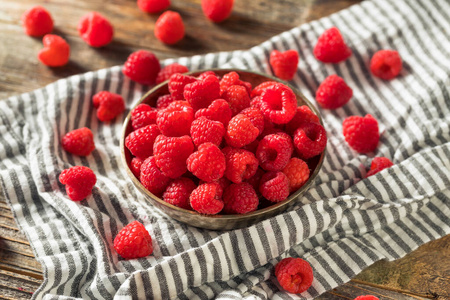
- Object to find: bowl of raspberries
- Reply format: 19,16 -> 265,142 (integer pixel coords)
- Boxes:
121,69 -> 326,230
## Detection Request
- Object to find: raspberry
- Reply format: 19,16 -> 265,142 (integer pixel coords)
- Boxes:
316,74 -> 353,109
168,73 -> 197,100
156,101 -> 194,137
155,11 -> 185,45
370,50 -> 402,80
354,296 -> 380,300
223,183 -> 259,214
194,99 -> 232,127
294,122 -> 327,159
201,0 -> 234,23
342,114 -> 379,153
270,50 -> 299,81
189,182 -> 224,214
184,75 -> 220,111
282,158 -> 310,193
156,94 -> 175,110
245,168 -> 265,193
113,221 -> 153,259
366,157 -> 393,177
140,156 -> 171,195
78,12 -> 114,47
260,83 -> 297,124
156,63 -> 189,84
137,0 -> 170,13
259,118 -> 284,139
131,103 -> 157,130
314,27 -> 352,63
197,71 -> 220,81
251,81 -> 277,98
223,147 -> 258,183
285,105 -> 320,135
21,6 -> 53,37
219,72 -> 251,96
162,177 -> 196,210
38,34 -> 70,67
242,139 -> 259,153
187,143 -> 226,182
275,257 -> 314,294
125,124 -> 160,160
130,157 -> 144,179
190,117 -> 225,147
250,96 -> 263,110
223,85 -> 251,116
259,171 -> 289,202
61,127 -> 95,156
240,107 -> 264,135
153,135 -> 194,178
92,91 -> 125,121
59,166 -> 97,201
256,133 -> 293,171
225,114 -> 259,148
123,50 -> 161,85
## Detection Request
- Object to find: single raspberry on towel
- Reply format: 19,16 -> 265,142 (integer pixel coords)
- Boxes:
123,50 -> 161,85
137,0 -> 170,13
156,101 -> 194,137
223,183 -> 259,214
125,124 -> 160,160
114,221 -> 153,259
275,257 -> 314,294
140,156 -> 171,196
270,50 -> 299,81
259,171 -> 290,202
59,166 -> 97,201
223,147 -> 259,183
354,296 -> 379,300
259,83 -> 297,124
21,6 -> 53,37
189,182 -> 224,214
370,50 -> 402,80
225,114 -> 260,148
38,34 -> 70,67
343,114 -> 379,153
219,72 -> 251,96
155,11 -> 185,45
285,105 -> 320,135
240,107 -> 264,135
293,122 -> 327,159
92,91 -> 125,121
162,177 -> 196,210
184,75 -> 220,111
130,157 -> 143,179
223,85 -> 251,116
282,158 -> 310,192
187,143 -> 226,182
156,94 -> 175,110
195,99 -> 232,127
156,63 -> 189,84
256,132 -> 293,171
366,157 -> 393,177
316,74 -> 353,109
131,103 -> 157,130
78,12 -> 114,47
314,27 -> 351,63
168,73 -> 197,100
153,134 -> 194,178
190,117 -> 225,147
62,127 -> 95,156
201,0 -> 234,23
251,81 -> 277,98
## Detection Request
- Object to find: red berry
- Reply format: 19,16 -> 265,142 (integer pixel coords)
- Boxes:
113,221 -> 153,259
184,75 -> 220,111
189,182 -> 224,214
259,118 -> 284,140
162,177 -> 196,210
21,6 -> 53,37
187,143 -> 226,182
366,157 -> 393,177
225,114 -> 259,148
245,168 -> 265,193
38,34 -> 70,67
242,139 -> 259,153
156,63 -> 189,84
285,105 -> 320,135
92,91 -> 125,121
78,12 -> 114,47
275,257 -> 314,294
155,11 -> 185,45
316,74 -> 353,109
137,0 -> 170,13
370,50 -> 402,80
223,85 -> 251,116
259,171 -> 290,202
219,72 -> 251,96
256,133 -> 293,171
131,103 -> 157,130
153,135 -> 194,178
197,71 -> 220,81
250,96 -> 263,110
294,122 -> 327,159
201,0 -> 234,23
59,166 -> 97,201
123,50 -> 161,85
125,124 -> 160,160
270,50 -> 299,81
130,157 -> 144,179
260,83 -> 297,124
140,156 -> 171,196
282,158 -> 310,193
342,114 -> 379,153
190,117 -> 225,147
240,107 -> 264,135
194,99 -> 232,127
354,296 -> 380,300
156,101 -> 194,137
223,147 -> 259,183
156,94 -> 175,110
314,27 -> 351,63
251,81 -> 277,98
223,183 -> 259,214
61,127 -> 95,156
168,73 -> 197,100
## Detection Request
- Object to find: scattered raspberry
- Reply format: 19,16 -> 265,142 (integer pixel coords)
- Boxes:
59,166 -> 97,201
270,50 -> 299,81
190,117 -> 225,147
38,34 -> 70,67
223,85 -> 251,116
153,135 -> 194,178
189,182 -> 224,214
78,12 -> 114,47
354,296 -> 380,300
92,91 -> 125,121
162,177 -> 196,210
251,81 -> 277,98
156,63 -> 189,84
21,6 -> 53,37
370,50 -> 402,80
184,75 -> 220,111
223,183 -> 259,214
156,101 -> 194,137
140,156 -> 171,195
366,157 -> 393,177
131,103 -> 158,130
130,157 -> 144,179
294,122 -> 327,159
259,171 -> 290,202
223,147 -> 259,183
260,83 -> 297,124
282,158 -> 310,192
61,127 -> 95,156
168,73 -> 197,100
316,74 -> 353,109
197,71 -> 220,81
156,94 -> 175,110
285,105 -> 320,135
187,143 -> 226,182
194,99 -> 232,127
201,0 -> 234,23
275,257 -> 314,294
137,0 -> 170,13
219,72 -> 251,96
125,124 -> 160,160
155,11 -> 185,45
342,114 -> 379,153
225,114 -> 260,148
240,107 -> 264,135
113,221 -> 153,259
314,27 -> 351,63
123,50 -> 161,85
256,133 -> 293,171
245,168 -> 265,193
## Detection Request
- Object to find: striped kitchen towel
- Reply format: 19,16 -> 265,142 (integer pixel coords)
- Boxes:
1,0 -> 449,299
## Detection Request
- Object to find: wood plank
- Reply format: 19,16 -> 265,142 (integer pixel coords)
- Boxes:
0,269 -> 41,299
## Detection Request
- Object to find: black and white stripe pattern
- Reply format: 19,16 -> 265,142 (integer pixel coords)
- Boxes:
1,0 -> 449,299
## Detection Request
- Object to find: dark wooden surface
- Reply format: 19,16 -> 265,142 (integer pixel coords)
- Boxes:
0,0 -> 449,299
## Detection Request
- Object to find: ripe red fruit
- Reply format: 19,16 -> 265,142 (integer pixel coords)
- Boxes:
130,157 -> 144,179
190,117 -> 225,147
316,74 -> 353,109
201,0 -> 234,23
285,105 -> 320,135
168,73 -> 197,100
184,75 -> 220,111
282,158 -> 310,192
38,34 -> 70,67
59,166 -> 97,201
251,81 -> 277,98
189,182 -> 224,214
156,101 -> 194,137
162,177 -> 196,210
153,135 -> 194,178
293,122 -> 327,159
61,127 -> 95,156
137,0 -> 170,13
269,50 -> 299,81
154,11 -> 185,45
223,147 -> 259,184
223,183 -> 259,214
131,103 -> 157,130
187,143 -> 226,182
21,6 -> 53,37
275,257 -> 314,294
225,114 -> 259,148
113,221 -> 153,259
370,50 -> 402,80
240,107 -> 264,135
156,94 -> 176,110
259,171 -> 290,202
125,124 -> 160,160
123,50 -> 161,85
78,12 -> 114,47
354,296 -> 380,300
366,157 -> 393,177
140,156 -> 171,196
92,91 -> 125,121
195,99 -> 232,127
223,85 -> 251,116
259,83 -> 297,124
156,63 -> 189,84
256,133 -> 293,171
342,114 -> 379,153
314,27 -> 352,63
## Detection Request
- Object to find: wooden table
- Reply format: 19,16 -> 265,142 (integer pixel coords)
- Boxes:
0,0 -> 449,299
